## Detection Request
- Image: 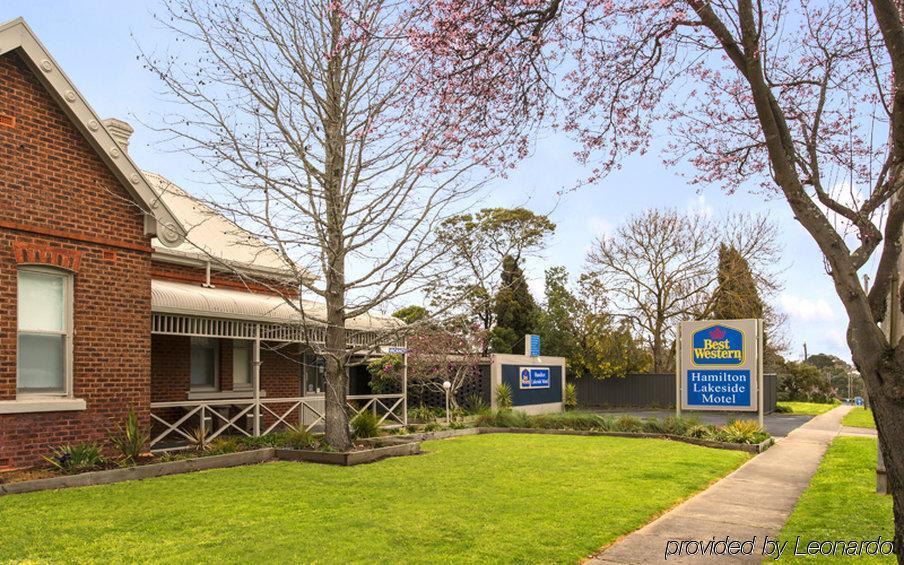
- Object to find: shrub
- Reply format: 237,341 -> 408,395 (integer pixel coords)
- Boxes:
108,408 -> 149,466
44,443 -> 105,474
241,432 -> 290,449
204,437 -> 242,456
532,412 -> 603,431
284,430 -> 318,450
495,383 -> 513,410
564,383 -> 578,409
774,404 -> 792,414
716,420 -> 769,444
464,394 -> 490,415
614,415 -> 644,433
186,426 -> 209,450
351,411 -> 382,439
423,422 -> 443,432
662,415 -> 698,436
410,405 -> 436,423
475,409 -> 532,428
593,416 -> 617,431
449,421 -> 469,430
686,424 -> 716,439
156,451 -> 189,463
641,418 -> 667,434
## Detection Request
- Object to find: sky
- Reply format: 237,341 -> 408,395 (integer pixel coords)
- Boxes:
2,2 -> 861,361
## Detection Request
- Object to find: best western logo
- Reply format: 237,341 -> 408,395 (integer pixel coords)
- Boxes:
691,325 -> 744,366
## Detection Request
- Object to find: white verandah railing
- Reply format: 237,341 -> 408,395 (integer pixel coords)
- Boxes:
149,312 -> 408,451
149,394 -> 406,451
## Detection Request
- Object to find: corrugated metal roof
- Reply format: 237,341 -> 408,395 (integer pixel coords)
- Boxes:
151,279 -> 402,331
146,172 -> 292,274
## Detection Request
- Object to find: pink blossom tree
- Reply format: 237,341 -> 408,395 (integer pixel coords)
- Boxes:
410,0 -> 904,554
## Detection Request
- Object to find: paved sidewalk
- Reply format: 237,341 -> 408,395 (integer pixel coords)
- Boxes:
588,405 -> 852,564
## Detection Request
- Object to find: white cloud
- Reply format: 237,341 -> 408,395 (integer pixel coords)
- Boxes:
588,216 -> 615,239
687,194 -> 714,218
780,293 -> 837,322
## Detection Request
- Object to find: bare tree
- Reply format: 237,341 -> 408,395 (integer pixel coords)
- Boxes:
142,0 -> 506,449
584,209 -> 780,372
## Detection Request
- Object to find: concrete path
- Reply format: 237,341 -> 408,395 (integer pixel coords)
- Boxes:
588,405 -> 852,564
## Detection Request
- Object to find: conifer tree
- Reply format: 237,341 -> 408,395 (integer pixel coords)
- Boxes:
711,244 -> 765,320
491,255 -> 537,353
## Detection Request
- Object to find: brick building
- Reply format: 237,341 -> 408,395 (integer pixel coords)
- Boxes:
0,18 -> 404,468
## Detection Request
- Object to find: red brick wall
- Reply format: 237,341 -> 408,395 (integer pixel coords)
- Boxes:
0,51 -> 152,468
151,336 -> 302,400
150,336 -> 302,433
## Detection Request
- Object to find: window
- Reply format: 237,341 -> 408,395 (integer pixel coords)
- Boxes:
304,354 -> 326,395
190,337 -> 219,390
17,268 -> 72,395
233,340 -> 252,390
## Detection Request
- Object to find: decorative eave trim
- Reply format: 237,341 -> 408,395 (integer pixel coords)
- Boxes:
0,17 -> 185,247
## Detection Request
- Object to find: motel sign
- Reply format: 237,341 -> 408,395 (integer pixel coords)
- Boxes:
676,319 -> 764,422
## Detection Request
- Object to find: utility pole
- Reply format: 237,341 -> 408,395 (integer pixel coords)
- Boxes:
803,342 -> 808,362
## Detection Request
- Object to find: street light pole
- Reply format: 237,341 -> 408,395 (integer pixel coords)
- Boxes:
443,380 -> 451,425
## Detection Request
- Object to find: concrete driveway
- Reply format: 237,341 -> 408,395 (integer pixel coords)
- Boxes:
584,408 -> 812,438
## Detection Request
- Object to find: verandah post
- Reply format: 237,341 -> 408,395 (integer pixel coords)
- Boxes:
253,324 -> 261,437
402,346 -> 408,427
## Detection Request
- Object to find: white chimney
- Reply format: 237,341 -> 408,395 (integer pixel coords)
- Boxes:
102,118 -> 134,153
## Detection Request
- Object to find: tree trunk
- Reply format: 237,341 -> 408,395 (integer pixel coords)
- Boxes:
872,392 -> 904,562
321,6 -> 352,451
652,326 -> 665,373
850,338 -> 904,562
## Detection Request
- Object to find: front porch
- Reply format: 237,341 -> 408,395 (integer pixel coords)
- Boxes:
149,308 -> 406,451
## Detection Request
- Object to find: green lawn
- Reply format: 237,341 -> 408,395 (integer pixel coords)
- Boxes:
0,434 -> 748,563
843,407 -> 876,429
776,437 -> 893,563
777,401 -> 840,415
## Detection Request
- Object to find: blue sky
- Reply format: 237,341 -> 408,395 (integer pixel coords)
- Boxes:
3,2 -> 858,361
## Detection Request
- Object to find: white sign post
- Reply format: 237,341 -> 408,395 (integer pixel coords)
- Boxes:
676,318 -> 764,426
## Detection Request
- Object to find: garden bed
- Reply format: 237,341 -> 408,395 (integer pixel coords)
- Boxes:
476,427 -> 773,453
389,426 -> 773,453
0,438 -> 422,496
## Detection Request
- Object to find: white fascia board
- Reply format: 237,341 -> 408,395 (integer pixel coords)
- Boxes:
0,18 -> 185,247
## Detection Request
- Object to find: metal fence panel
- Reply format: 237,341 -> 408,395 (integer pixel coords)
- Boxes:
572,373 -> 777,413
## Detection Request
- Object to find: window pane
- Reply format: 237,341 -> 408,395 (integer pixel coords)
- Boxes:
18,271 -> 65,332
233,342 -> 250,387
191,338 -> 218,388
18,333 -> 64,391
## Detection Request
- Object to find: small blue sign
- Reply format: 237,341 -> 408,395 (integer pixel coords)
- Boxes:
529,334 -> 541,357
686,370 -> 751,407
854,396 -> 864,407
519,367 -> 550,389
691,325 -> 745,366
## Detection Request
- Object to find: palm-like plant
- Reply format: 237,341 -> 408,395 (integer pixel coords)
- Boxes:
109,409 -> 150,465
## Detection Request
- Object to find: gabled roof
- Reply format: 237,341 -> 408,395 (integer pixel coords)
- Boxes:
0,17 -> 184,246
145,171 -> 303,278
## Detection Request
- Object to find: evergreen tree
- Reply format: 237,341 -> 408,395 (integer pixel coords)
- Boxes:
392,305 -> 429,325
491,255 -> 538,353
711,244 -> 765,319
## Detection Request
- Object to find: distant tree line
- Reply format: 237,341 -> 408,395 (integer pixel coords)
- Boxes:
386,205 -> 793,383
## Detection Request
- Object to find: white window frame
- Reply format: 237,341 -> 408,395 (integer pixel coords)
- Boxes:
16,266 -> 74,399
232,339 -> 252,391
190,337 -> 220,392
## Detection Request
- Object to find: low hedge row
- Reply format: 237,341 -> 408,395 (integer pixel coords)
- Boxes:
474,411 -> 770,445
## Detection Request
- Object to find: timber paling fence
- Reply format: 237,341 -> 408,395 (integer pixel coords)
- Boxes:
571,373 -> 777,414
